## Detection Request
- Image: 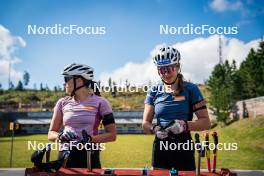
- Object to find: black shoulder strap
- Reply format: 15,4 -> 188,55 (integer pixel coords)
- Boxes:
186,85 -> 193,121
97,101 -> 103,120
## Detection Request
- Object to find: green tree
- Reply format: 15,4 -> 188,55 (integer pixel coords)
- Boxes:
40,83 -> 44,91
238,49 -> 257,98
235,65 -> 255,99
237,41 -> 264,98
207,60 -> 237,125
9,81 -> 15,90
45,84 -> 50,91
0,83 -> 3,94
208,40 -> 264,124
23,71 -> 30,86
57,85 -> 62,91
108,77 -> 112,88
255,40 -> 264,95
15,80 -> 24,91
125,79 -> 130,89
112,81 -> 117,97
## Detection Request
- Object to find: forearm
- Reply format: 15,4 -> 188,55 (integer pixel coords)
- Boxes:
92,131 -> 116,143
142,121 -> 154,134
142,104 -> 155,134
187,118 -> 211,131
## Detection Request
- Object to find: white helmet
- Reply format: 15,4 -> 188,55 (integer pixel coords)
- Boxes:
62,63 -> 94,81
152,46 -> 181,67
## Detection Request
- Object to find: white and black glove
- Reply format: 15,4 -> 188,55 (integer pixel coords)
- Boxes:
166,120 -> 188,135
57,130 -> 78,143
151,125 -> 169,139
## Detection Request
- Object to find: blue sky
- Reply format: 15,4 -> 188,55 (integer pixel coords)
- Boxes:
0,0 -> 263,89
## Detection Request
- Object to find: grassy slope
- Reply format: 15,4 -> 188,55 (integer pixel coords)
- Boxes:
102,117 -> 264,169
0,90 -> 146,111
0,85 -> 208,111
212,116 -> 264,170
0,117 -> 263,169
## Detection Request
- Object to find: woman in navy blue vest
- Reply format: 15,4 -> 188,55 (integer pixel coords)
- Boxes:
142,45 -> 211,171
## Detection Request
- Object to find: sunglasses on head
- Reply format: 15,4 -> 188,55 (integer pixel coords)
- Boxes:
64,76 -> 74,83
158,65 -> 176,74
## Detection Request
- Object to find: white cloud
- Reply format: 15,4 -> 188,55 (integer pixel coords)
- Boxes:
0,25 -> 26,85
99,60 -> 160,86
99,35 -> 260,85
209,0 -> 243,12
173,35 -> 259,83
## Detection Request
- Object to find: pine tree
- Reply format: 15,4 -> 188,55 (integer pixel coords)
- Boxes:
238,41 -> 264,98
40,83 -> 44,91
207,60 -> 237,125
9,81 -> 15,90
255,41 -> 264,95
15,80 -> 24,91
23,71 -> 30,86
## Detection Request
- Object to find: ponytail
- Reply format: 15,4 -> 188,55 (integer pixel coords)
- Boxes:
82,78 -> 101,96
174,73 -> 184,95
90,81 -> 101,96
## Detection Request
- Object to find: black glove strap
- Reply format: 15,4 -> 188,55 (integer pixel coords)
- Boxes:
57,132 -> 63,141
150,124 -> 158,134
